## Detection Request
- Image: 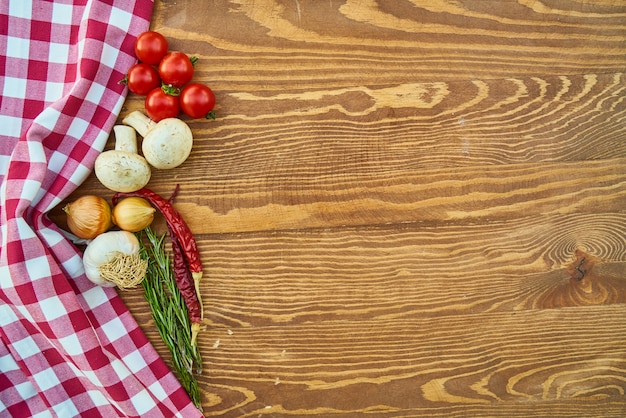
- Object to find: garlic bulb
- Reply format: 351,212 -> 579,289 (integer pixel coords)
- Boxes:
63,195 -> 113,239
82,230 -> 147,289
112,197 -> 156,232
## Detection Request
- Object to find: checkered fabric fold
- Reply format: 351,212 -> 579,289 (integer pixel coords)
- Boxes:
0,1 -> 203,416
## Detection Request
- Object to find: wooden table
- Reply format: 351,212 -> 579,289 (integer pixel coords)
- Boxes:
55,1 -> 626,416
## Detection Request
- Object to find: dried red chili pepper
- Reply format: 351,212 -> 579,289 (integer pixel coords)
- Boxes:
168,223 -> 202,324
163,185 -> 201,323
113,187 -> 203,344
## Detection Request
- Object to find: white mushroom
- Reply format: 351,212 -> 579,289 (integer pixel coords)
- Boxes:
123,110 -> 193,170
95,125 -> 151,192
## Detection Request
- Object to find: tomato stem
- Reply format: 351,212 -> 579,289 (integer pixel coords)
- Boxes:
161,83 -> 181,96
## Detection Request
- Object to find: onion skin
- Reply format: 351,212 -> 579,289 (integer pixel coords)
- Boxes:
112,196 -> 156,232
63,195 -> 113,239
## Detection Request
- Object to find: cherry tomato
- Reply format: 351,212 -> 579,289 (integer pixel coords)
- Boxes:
145,87 -> 180,122
135,31 -> 168,65
158,52 -> 195,87
124,63 -> 161,95
179,83 -> 216,119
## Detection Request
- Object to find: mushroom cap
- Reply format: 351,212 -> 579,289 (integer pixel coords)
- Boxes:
141,118 -> 193,169
94,150 -> 151,192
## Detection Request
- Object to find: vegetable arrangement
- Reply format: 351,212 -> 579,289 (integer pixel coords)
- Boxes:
113,187 -> 204,346
62,30 -> 216,411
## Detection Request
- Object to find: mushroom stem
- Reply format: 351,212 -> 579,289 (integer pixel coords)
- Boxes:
113,125 -> 139,154
123,111 -> 156,137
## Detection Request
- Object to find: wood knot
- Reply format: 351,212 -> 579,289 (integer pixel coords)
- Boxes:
563,249 -> 625,304
535,249 -> 625,309
567,249 -> 596,292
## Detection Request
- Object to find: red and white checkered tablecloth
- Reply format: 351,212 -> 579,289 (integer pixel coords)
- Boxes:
0,1 -> 203,416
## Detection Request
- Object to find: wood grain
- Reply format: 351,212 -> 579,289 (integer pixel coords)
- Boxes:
198,307 -> 626,416
122,213 -> 626,327
51,0 -> 626,416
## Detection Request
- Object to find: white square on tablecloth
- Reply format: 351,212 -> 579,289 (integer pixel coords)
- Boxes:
0,115 -> 23,138
131,389 -> 157,416
67,116 -> 90,141
12,335 -> 40,359
111,358 -> 132,380
86,390 -> 111,407
0,351 -> 21,374
15,305 -> 34,323
51,3 -> 73,25
2,76 -> 27,98
47,150 -> 68,176
25,255 -> 52,281
33,107 -> 61,133
122,349 -> 148,374
32,367 -> 62,392
58,333 -> 83,356
14,381 -> 40,404
50,399 -> 79,417
67,160 -> 94,189
44,81 -> 66,103
80,368 -> 101,388
108,7 -> 133,32
5,36 -> 29,59
100,43 -> 120,70
0,274 -> 12,301
48,42 -> 70,64
100,316 -> 127,343
31,410 -> 54,418
82,286 -> 110,310
21,179 -> 46,203
85,81 -> 106,106
147,380 -> 169,402
8,0 -> 32,20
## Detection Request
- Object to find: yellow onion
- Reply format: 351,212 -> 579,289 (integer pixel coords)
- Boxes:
63,195 -> 113,239
112,196 -> 156,232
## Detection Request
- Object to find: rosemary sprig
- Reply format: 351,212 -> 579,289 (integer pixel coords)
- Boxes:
139,227 -> 203,411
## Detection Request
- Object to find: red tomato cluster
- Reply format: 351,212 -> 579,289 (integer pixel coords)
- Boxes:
122,31 -> 216,122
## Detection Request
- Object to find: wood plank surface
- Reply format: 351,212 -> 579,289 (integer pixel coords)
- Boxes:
51,0 -> 626,416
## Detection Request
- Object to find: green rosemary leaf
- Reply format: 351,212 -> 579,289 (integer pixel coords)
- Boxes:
138,227 -> 203,412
